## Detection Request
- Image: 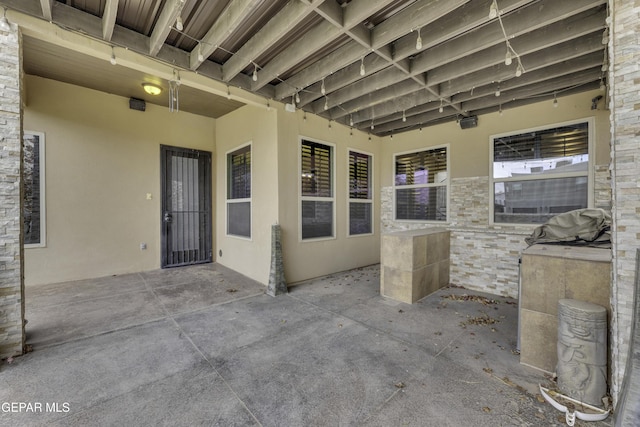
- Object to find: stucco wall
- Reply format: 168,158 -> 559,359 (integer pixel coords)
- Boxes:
379,90 -> 611,298
276,108 -> 382,284
214,104 -> 279,285
23,75 -> 216,285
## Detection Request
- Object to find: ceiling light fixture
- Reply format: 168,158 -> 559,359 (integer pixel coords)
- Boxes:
175,15 -> 183,31
0,9 -> 11,32
142,82 -> 162,95
360,57 -> 366,76
416,27 -> 423,50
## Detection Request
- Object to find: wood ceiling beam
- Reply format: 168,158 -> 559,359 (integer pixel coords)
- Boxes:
189,0 -> 260,70
426,9 -> 606,86
39,0 -> 51,20
319,6 -> 604,119
279,0 -> 529,103
222,0 -> 325,82
439,33 -> 604,97
254,0 -> 395,91
149,0 -> 184,56
102,0 -> 118,41
450,51 -> 604,103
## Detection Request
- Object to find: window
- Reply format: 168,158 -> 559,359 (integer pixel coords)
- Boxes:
348,150 -> 373,235
23,131 -> 46,247
491,120 -> 591,224
394,146 -> 448,221
226,144 -> 251,238
301,139 -> 334,240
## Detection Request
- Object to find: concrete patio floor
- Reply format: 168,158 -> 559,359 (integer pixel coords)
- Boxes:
1,263 -> 611,426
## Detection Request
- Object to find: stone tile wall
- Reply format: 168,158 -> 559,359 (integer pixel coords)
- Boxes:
381,165 -> 611,299
0,24 -> 24,359
609,0 -> 640,404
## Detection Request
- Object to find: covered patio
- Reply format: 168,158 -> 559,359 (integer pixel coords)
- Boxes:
1,264 -> 595,426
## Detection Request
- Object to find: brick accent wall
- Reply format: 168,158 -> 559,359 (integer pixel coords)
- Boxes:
609,0 -> 640,404
0,23 -> 24,359
382,165 -> 611,299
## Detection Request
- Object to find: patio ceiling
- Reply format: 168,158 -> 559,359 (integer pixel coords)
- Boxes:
2,0 -> 607,135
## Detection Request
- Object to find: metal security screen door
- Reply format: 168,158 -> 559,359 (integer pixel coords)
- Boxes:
161,145 -> 212,268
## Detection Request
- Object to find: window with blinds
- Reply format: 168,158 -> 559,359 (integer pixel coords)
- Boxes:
301,139 -> 334,240
227,144 -> 251,238
394,146 -> 448,221
492,120 -> 590,224
349,150 -> 373,235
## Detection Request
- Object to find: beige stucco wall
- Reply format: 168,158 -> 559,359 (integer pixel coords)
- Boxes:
23,75 -> 216,285
276,107 -> 382,284
214,104 -> 279,285
380,89 -> 611,184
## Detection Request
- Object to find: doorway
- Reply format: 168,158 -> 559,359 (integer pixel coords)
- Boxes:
160,145 -> 212,268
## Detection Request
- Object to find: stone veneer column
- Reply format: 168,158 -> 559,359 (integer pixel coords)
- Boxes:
609,0 -> 640,404
0,14 -> 24,359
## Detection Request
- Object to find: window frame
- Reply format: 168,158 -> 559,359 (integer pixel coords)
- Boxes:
225,142 -> 252,240
392,144 -> 450,223
489,117 -> 594,226
299,137 -> 336,242
23,130 -> 46,248
347,148 -> 374,237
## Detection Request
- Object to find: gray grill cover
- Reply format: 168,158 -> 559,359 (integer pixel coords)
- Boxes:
525,208 -> 611,248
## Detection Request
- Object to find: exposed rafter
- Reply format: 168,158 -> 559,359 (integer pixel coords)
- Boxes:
102,0 -> 119,41
38,0 -> 51,21
149,0 -> 185,56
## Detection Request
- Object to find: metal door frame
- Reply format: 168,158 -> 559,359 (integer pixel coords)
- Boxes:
160,145 -> 212,268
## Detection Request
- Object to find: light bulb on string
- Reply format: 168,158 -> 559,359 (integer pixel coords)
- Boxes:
252,64 -> 258,82
416,27 -> 422,50
349,115 -> 354,127
504,45 -> 512,66
295,91 -> 301,104
553,92 -> 558,108
402,110 -> 407,122
438,99 -> 444,113
175,15 -> 183,31
321,79 -> 326,95
110,48 -> 117,65
370,121 -> 375,130
324,97 -> 329,111
360,57 -> 366,76
197,43 -> 204,62
495,83 -> 501,97
489,0 -> 498,19
515,62 -> 524,77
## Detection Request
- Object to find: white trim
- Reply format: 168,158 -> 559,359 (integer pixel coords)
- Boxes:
299,136 -> 336,242
24,130 -> 46,249
392,143 -> 450,223
489,117 -> 594,226
347,147 -> 374,237
225,141 -> 252,240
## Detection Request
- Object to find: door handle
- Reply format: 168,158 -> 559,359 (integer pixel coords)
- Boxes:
163,212 -> 172,223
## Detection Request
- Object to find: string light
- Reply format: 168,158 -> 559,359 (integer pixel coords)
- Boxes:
324,97 -> 329,111
416,27 -> 423,50
515,61 -> 524,77
0,9 -> 10,32
495,83 -> 501,97
504,44 -> 512,66
349,115 -> 354,127
360,57 -> 366,76
252,63 -> 258,82
295,91 -> 301,104
439,99 -> 444,113
370,120 -> 375,130
321,78 -> 326,95
110,48 -> 117,65
553,92 -> 558,108
402,110 -> 407,122
175,15 -> 183,31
